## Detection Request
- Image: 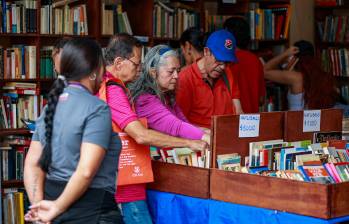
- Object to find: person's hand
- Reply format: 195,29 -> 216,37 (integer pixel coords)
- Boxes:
284,46 -> 299,57
188,139 -> 209,152
199,127 -> 211,135
201,133 -> 211,145
25,200 -> 63,223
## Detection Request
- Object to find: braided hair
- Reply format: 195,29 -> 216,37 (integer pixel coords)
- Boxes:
39,38 -> 104,172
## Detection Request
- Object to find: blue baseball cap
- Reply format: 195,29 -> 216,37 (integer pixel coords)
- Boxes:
206,29 -> 238,63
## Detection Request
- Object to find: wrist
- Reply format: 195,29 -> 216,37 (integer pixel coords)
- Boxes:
54,199 -> 66,216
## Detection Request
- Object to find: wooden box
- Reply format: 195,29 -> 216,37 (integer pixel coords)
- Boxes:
210,109 -> 349,219
147,161 -> 210,199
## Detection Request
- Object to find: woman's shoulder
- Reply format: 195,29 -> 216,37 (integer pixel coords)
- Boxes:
136,93 -> 161,106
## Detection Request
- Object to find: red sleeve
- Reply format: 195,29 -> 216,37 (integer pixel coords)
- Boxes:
106,84 -> 138,130
176,70 -> 193,119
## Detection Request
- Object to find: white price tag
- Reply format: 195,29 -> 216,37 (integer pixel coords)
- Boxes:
238,114 -> 260,138
303,110 -> 321,132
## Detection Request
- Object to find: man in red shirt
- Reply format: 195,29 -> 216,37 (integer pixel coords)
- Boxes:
224,17 -> 266,113
176,29 -> 243,128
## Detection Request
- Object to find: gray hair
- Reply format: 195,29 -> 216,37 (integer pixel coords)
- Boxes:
129,44 -> 179,106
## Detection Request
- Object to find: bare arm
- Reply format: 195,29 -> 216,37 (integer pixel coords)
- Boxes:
125,120 -> 208,151
264,46 -> 299,71
233,99 -> 244,114
24,141 -> 46,204
28,143 -> 106,222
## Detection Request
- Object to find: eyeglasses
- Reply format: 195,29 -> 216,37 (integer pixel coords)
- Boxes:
125,58 -> 142,68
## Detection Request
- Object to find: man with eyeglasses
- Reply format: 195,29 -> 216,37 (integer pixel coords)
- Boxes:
176,29 -> 243,129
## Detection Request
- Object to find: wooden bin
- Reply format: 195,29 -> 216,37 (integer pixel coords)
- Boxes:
210,109 -> 349,219
147,161 -> 210,199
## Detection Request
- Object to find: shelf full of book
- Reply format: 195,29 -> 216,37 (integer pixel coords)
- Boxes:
315,0 -> 349,105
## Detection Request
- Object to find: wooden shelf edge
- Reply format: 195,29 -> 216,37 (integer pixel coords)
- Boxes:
0,129 -> 31,136
2,180 -> 24,188
0,78 -> 54,82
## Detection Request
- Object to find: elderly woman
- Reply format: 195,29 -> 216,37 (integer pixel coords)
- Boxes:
130,45 -> 210,143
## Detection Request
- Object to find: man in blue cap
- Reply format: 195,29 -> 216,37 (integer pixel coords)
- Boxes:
176,29 -> 243,129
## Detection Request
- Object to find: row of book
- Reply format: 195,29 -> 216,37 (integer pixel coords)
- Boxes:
3,189 -> 29,224
150,147 -> 211,169
0,45 -> 58,79
317,15 -> 349,43
40,2 -> 88,35
218,131 -> 349,184
0,0 -> 37,33
0,89 -> 44,129
204,14 -> 230,33
153,1 -> 200,39
40,46 -> 55,79
320,47 -> 349,77
0,45 -> 36,79
248,5 -> 291,41
1,144 -> 28,181
316,0 -> 344,6
101,0 -> 132,35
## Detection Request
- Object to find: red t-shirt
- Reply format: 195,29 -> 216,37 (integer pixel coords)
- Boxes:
226,49 -> 266,113
176,61 -> 239,128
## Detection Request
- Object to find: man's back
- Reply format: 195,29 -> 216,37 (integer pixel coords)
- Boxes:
227,49 -> 266,113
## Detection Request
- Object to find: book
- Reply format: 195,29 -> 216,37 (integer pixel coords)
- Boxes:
298,165 -> 335,184
313,131 -> 342,143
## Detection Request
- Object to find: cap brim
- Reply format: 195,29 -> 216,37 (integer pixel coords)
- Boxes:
214,52 -> 238,63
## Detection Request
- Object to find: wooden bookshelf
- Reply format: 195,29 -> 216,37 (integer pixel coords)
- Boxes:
314,2 -> 349,104
0,129 -> 31,136
2,180 -> 24,188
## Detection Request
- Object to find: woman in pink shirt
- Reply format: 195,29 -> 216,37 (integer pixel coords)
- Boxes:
129,44 -> 210,143
102,34 -> 208,224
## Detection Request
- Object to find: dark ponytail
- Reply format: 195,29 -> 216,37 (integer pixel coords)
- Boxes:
39,78 -> 66,172
38,38 -> 104,172
179,27 -> 205,53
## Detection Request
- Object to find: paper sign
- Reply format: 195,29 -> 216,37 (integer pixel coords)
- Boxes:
303,110 -> 321,132
239,114 -> 260,138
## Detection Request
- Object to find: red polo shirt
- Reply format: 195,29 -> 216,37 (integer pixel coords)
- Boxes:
176,61 -> 239,128
226,49 -> 266,113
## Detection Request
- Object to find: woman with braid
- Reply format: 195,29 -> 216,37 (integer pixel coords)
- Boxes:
23,38 -> 123,223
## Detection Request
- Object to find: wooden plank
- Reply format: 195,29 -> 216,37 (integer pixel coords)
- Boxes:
147,161 -> 210,199
210,169 -> 331,219
212,112 -> 284,167
284,109 -> 343,142
330,182 -> 349,218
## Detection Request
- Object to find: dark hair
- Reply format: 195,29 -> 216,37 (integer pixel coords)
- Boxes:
294,40 -> 315,57
53,37 -> 72,51
39,38 -> 104,172
179,27 -> 205,53
223,16 -> 250,49
294,40 -> 336,109
104,33 -> 142,65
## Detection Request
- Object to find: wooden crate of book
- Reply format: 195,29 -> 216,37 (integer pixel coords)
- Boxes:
147,160 -> 210,199
283,109 -> 349,218
210,109 -> 349,219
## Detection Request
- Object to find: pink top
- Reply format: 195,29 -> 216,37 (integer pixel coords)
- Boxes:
135,93 -> 204,140
102,71 -> 146,203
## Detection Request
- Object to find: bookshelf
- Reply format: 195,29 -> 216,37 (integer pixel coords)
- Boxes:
315,0 -> 349,104
0,0 -> 105,221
